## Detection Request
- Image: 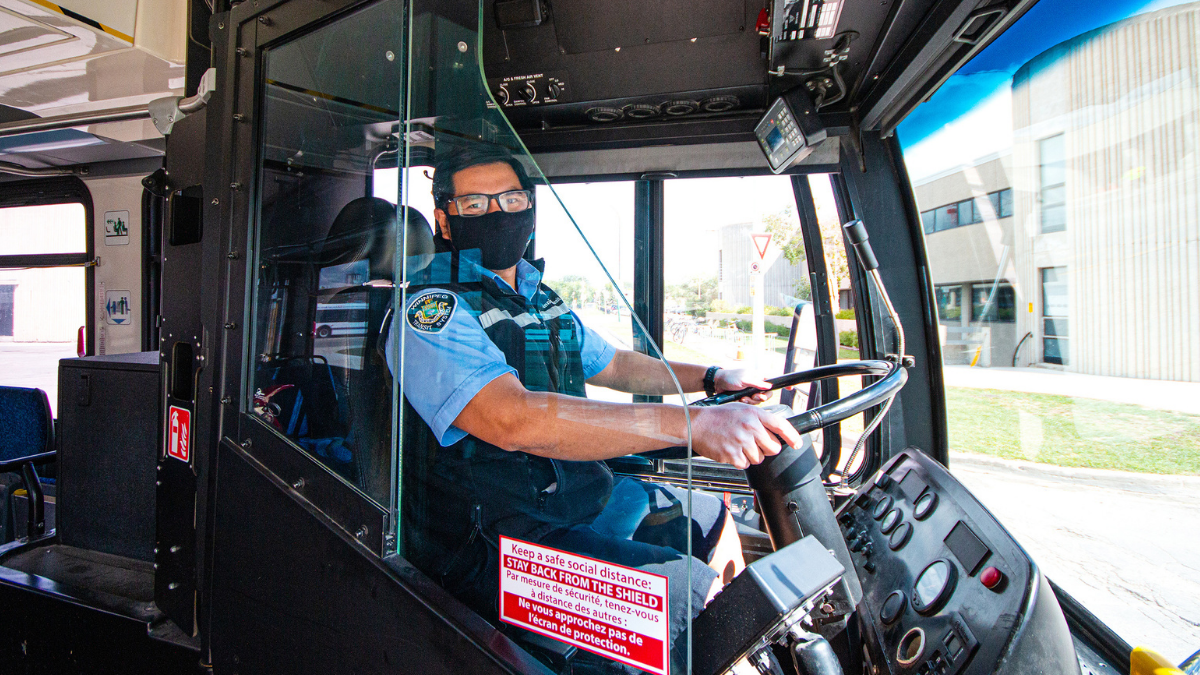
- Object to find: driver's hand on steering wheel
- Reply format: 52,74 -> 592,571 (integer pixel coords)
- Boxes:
690,404 -> 802,469
713,368 -> 779,404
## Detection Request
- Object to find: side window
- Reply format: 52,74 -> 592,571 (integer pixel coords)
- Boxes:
533,182 -> 635,403
901,0 -> 1200,658
0,202 -> 89,414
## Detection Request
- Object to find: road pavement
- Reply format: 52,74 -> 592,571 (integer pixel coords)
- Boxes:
952,452 -> 1200,664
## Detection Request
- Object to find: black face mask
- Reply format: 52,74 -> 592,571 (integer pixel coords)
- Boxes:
446,209 -> 535,271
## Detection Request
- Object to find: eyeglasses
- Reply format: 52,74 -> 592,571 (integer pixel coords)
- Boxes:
449,190 -> 533,217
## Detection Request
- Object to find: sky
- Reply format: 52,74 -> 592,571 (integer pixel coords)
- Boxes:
897,0 -> 1193,181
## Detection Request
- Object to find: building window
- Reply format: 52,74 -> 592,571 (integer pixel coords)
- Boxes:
985,188 -> 1013,219
839,289 -> 854,311
921,188 -> 1012,234
934,204 -> 958,231
935,285 -> 962,323
971,283 -> 1015,322
1039,135 -> 1066,233
956,199 -> 976,225
998,188 -> 1013,218
1041,267 -> 1069,365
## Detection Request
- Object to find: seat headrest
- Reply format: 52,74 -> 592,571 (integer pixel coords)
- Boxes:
319,198 -> 435,280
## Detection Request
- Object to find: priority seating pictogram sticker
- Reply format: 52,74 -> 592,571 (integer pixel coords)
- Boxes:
167,405 -> 191,463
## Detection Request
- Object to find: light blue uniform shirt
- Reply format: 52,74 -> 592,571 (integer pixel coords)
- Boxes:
385,258 -> 616,447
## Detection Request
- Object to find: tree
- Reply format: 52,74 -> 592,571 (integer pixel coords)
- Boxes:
761,206 -> 806,266
666,276 -> 718,316
548,274 -> 593,306
760,205 -> 849,312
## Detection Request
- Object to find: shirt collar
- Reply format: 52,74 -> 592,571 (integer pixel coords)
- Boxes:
474,258 -> 543,300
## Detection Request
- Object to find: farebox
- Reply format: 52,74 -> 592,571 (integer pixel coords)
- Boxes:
692,534 -> 845,675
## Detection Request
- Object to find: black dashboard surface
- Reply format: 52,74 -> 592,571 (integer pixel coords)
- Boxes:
837,448 -> 1081,675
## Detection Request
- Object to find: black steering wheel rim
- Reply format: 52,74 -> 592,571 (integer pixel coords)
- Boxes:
695,360 -> 908,436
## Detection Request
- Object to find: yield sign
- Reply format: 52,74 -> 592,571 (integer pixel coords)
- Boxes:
751,233 -> 772,260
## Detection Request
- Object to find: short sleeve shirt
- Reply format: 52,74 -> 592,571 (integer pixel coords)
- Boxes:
385,258 -> 616,447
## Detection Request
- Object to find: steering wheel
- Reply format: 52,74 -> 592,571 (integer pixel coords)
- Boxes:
629,360 -> 907,463
695,360 -> 907,436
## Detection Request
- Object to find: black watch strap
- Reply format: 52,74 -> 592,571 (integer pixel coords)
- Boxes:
703,366 -> 720,397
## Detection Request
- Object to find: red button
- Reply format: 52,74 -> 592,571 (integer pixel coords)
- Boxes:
980,566 -> 1003,590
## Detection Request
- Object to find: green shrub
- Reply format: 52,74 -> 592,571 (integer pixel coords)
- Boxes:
764,305 -> 793,316
835,309 -> 856,320
734,320 -> 792,339
839,330 -> 858,348
735,305 -> 753,315
711,299 -> 734,313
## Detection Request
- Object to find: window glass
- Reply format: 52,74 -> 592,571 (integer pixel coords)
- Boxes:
921,209 -> 935,234
899,0 -> 1200,658
971,284 -> 1015,323
0,202 -> 88,414
956,199 -> 975,225
1040,267 -> 1068,365
387,0 -> 744,670
998,188 -> 1014,218
1039,134 -> 1066,233
248,0 -> 404,505
663,175 -> 810,399
535,181 -> 634,403
935,285 -> 962,323
934,203 -> 958,231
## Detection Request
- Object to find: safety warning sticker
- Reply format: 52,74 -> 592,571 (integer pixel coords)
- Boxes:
499,536 -> 669,675
167,405 -> 191,463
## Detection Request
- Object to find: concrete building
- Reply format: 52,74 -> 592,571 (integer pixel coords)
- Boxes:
914,2 -> 1200,382
717,221 -> 808,308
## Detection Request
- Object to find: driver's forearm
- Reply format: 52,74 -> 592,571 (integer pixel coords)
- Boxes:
455,374 -> 691,460
506,392 -> 691,460
588,349 -> 709,395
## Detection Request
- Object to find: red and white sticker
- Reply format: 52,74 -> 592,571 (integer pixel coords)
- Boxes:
167,405 -> 191,463
499,536 -> 669,675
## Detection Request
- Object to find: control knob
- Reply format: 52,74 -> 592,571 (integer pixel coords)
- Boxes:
547,80 -> 562,98
497,86 -> 511,106
521,82 -> 537,103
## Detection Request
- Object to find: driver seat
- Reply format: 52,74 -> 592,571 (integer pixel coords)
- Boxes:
316,197 -> 434,502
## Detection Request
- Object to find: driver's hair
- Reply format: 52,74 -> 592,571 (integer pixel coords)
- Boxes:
431,143 -> 534,209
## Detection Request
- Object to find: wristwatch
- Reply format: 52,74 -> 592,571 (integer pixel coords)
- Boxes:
703,366 -> 720,397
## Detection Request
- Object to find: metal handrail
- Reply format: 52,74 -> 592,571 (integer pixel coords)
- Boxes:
0,104 -> 151,138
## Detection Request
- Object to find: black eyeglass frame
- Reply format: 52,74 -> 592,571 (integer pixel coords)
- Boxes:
446,189 -> 534,217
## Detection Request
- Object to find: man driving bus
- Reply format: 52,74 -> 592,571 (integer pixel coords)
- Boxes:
389,143 -> 802,672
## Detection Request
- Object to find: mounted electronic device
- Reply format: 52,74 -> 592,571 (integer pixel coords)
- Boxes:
755,86 -> 827,173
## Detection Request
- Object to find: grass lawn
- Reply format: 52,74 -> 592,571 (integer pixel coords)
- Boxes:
946,387 -> 1200,475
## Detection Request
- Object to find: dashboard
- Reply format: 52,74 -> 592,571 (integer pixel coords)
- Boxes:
837,449 -> 1081,675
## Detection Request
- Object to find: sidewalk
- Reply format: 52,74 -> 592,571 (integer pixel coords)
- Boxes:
943,365 -> 1200,415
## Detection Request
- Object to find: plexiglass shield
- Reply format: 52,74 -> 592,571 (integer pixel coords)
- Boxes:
389,1 -> 725,672
244,1 -> 828,671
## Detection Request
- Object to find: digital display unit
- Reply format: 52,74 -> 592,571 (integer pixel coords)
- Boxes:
754,87 -> 827,174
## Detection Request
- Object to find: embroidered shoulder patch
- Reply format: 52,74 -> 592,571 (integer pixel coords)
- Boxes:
406,291 -> 457,333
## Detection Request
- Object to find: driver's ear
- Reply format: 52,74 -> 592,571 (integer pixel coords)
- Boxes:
433,208 -> 452,240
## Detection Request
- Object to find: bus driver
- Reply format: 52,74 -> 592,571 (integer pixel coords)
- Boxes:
388,144 -> 802,672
